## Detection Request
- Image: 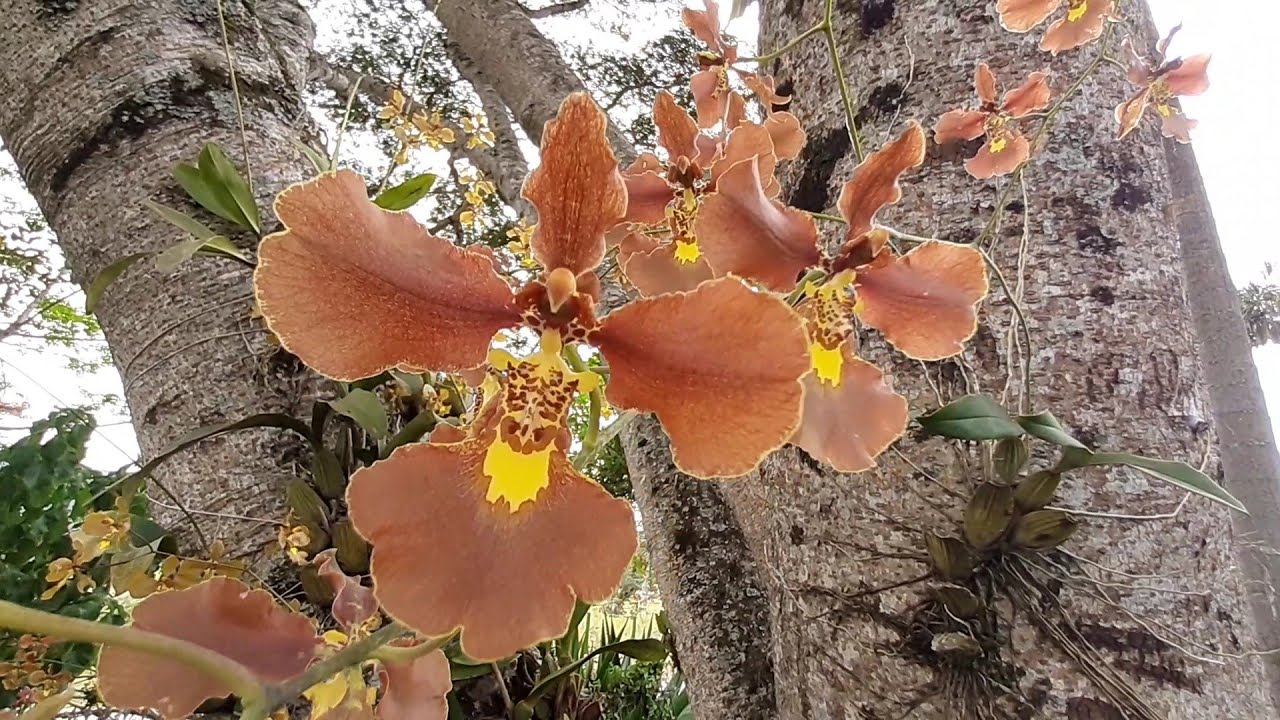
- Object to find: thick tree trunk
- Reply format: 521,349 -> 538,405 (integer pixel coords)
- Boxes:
0,0 -> 320,567
1165,136 -> 1280,707
734,0 -> 1272,716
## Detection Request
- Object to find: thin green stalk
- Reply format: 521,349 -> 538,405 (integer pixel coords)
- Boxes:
215,0 -> 254,197
381,408 -> 438,458
245,622 -> 411,720
806,210 -> 846,223
978,247 -> 1034,414
742,20 -> 827,64
0,599 -> 264,709
369,630 -> 457,664
786,268 -> 828,306
564,347 -> 602,464
821,0 -> 864,161
330,74 -> 364,168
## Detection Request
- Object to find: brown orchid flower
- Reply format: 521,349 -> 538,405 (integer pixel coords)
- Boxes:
997,0 -> 1114,54
934,63 -> 1052,179
694,123 -> 989,472
618,89 -> 803,296
254,93 -> 810,661
1115,25 -> 1210,143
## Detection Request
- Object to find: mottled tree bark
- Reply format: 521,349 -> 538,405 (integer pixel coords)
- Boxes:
1165,136 -> 1280,707
0,0 -> 321,567
730,0 -> 1272,716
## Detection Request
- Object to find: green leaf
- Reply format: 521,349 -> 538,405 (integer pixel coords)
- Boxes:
1059,448 -> 1247,513
374,172 -> 438,210
85,253 -> 150,313
917,394 -> 1023,441
291,138 -> 332,173
153,235 -> 247,272
513,638 -> 668,720
1017,411 -> 1086,449
145,200 -> 218,239
110,413 -> 313,499
175,162 -> 247,228
201,143 -> 260,233
329,389 -> 389,440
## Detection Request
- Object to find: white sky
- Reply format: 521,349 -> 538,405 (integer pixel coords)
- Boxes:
0,0 -> 1275,470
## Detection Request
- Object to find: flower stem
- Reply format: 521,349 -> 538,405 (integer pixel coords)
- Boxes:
564,346 -> 602,467
742,20 -> 828,64
820,0 -> 865,162
0,599 -> 265,711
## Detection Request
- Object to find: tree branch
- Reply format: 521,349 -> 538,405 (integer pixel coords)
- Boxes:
522,0 -> 589,19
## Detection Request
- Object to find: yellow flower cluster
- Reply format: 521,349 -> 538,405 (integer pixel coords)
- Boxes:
378,89 -> 457,165
505,219 -> 537,268
459,171 -> 497,228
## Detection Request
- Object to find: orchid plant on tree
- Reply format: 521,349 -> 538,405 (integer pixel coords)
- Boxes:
0,1 -> 1235,719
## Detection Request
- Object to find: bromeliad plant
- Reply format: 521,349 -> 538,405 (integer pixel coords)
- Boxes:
0,1 -> 1239,719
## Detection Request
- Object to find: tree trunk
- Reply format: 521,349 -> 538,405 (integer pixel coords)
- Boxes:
1165,136 -> 1280,707
730,0 -> 1272,716
0,0 -> 321,568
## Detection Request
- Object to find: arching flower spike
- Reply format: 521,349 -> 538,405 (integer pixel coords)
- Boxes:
934,63 -> 1052,179
996,0 -> 1114,54
255,92 -> 810,660
695,122 -> 988,471
1115,26 -> 1210,143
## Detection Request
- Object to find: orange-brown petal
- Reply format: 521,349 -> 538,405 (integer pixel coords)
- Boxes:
691,69 -> 726,128
428,422 -> 469,443
98,578 -> 317,719
681,0 -> 722,50
594,277 -> 808,478
1164,54 -> 1211,97
377,649 -> 451,720
996,0 -> 1061,31
725,90 -> 748,131
523,93 -> 627,275
1114,87 -> 1151,140
622,242 -> 716,296
975,63 -> 999,105
838,121 -> 926,241
695,158 -> 820,292
764,112 -> 805,160
743,72 -> 790,108
1160,111 -> 1198,143
1002,72 -> 1052,117
622,170 -> 676,226
314,549 -> 378,632
710,123 -> 779,195
256,171 -> 521,379
854,241 -> 989,360
964,131 -> 1031,179
792,349 -> 909,473
347,442 -> 636,662
654,91 -> 701,162
1040,0 -> 1112,54
933,109 -> 987,145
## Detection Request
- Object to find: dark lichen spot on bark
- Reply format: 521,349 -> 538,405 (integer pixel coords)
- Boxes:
790,524 -> 806,545
1089,286 -> 1115,306
772,78 -> 794,113
782,0 -> 806,21
37,0 -> 78,19
787,126 -> 851,212
1076,623 -> 1202,693
1066,697 -> 1125,719
854,80 -> 907,128
1111,179 -> 1153,211
859,0 -> 896,35
1076,223 -> 1120,256
1006,198 -> 1025,215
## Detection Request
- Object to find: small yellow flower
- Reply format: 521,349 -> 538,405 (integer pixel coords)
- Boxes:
277,524 -> 313,566
378,89 -> 408,122
460,209 -> 478,228
462,114 -> 496,149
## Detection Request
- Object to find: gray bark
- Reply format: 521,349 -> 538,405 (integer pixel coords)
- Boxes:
738,0 -> 1272,716
1165,136 -> 1280,708
0,0 -> 321,568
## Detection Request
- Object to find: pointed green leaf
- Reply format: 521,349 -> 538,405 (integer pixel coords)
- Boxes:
513,638 -> 668,720
329,389 -> 388,440
1017,411 -> 1086,449
291,138 -> 332,173
374,172 -> 438,211
200,143 -> 260,232
153,235 -> 247,272
917,394 -> 1023,440
86,253 -> 151,313
1059,448 -> 1246,513
175,162 -> 247,228
144,200 -> 218,239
